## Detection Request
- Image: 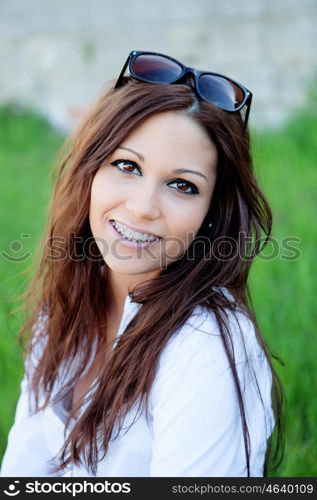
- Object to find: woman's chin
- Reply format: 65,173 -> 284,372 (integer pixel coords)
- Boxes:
103,257 -> 162,276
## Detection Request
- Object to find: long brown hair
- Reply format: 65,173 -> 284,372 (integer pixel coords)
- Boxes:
19,77 -> 285,476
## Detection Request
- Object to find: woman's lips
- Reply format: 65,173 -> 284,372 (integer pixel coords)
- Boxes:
108,219 -> 162,250
110,219 -> 161,238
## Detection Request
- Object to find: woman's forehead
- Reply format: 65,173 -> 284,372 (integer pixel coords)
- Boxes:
116,111 -> 218,165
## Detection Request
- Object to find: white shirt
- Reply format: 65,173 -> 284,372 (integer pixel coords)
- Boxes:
1,292 -> 275,477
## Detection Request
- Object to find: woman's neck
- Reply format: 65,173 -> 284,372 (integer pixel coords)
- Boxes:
106,268 -> 160,315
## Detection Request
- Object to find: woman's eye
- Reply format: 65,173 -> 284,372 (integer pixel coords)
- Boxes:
110,159 -> 141,175
110,159 -> 198,195
168,180 -> 199,195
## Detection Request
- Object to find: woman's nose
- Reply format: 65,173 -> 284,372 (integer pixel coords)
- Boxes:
125,189 -> 161,220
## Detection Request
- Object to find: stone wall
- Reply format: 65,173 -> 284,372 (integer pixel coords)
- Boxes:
1,0 -> 316,131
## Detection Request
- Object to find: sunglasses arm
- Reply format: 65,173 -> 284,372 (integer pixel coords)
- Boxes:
243,93 -> 252,128
114,55 -> 131,89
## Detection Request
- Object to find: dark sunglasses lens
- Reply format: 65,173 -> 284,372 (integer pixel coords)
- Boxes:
131,54 -> 183,83
198,74 -> 245,111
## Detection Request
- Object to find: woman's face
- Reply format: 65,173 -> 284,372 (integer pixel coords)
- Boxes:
89,111 -> 218,277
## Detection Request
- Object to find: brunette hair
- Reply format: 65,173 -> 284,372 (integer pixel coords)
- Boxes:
19,77 -> 285,476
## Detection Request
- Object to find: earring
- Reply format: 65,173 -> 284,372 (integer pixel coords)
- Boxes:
208,222 -> 213,228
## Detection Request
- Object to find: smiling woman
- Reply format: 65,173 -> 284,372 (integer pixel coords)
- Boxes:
1,50 -> 284,478
89,111 -> 217,277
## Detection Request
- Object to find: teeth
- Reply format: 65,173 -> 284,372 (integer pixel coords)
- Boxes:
112,220 -> 160,243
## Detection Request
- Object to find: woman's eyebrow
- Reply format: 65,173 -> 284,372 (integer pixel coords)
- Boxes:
117,146 -> 208,181
117,146 -> 144,162
172,168 -> 208,181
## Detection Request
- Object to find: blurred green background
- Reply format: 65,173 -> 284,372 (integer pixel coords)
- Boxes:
0,102 -> 316,476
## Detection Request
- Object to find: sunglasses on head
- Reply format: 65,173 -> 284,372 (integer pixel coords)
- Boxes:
114,50 -> 253,127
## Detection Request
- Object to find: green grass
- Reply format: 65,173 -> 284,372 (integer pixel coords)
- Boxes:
0,104 -> 316,476
0,104 -> 63,454
250,111 -> 317,476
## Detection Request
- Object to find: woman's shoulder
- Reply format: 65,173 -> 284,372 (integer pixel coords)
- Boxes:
158,288 -> 264,371
148,287 -> 272,417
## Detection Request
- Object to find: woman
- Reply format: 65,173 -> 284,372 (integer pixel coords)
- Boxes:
1,51 -> 284,477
